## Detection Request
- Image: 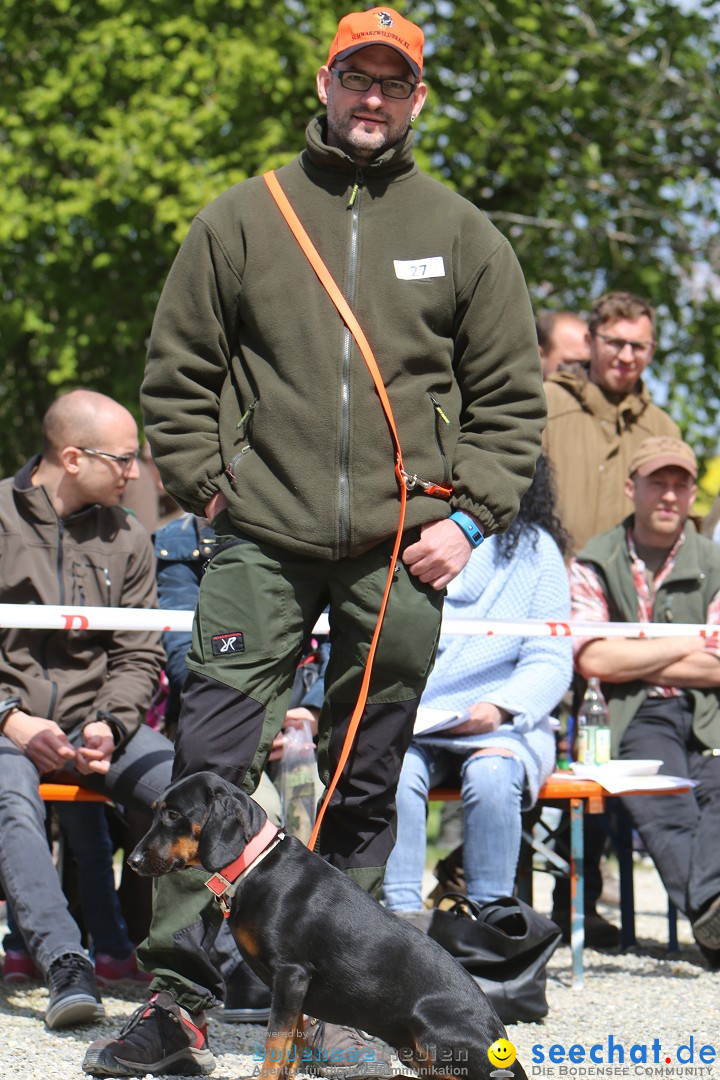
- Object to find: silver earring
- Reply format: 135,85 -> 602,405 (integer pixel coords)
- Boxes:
410,115 -> 416,122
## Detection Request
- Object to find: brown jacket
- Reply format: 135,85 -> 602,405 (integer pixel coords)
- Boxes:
0,458 -> 164,743
543,368 -> 680,554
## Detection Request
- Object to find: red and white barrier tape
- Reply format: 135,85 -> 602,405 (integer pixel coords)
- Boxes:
0,604 -> 717,640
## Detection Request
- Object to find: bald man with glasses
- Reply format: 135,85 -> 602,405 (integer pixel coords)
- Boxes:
0,389 -> 172,1032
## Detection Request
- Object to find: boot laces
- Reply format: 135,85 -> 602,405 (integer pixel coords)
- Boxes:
49,953 -> 89,992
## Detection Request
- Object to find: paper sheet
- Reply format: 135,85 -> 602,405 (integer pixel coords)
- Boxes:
551,770 -> 697,795
413,707 -> 467,736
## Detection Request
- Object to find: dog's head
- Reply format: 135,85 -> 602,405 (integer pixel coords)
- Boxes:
128,771 -> 268,877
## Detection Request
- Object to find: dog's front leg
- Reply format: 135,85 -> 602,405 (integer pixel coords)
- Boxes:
247,964 -> 310,1080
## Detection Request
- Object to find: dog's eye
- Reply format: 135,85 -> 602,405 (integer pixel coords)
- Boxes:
165,809 -> 181,822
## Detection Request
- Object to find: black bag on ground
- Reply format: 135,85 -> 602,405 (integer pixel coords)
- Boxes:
428,892 -> 561,1023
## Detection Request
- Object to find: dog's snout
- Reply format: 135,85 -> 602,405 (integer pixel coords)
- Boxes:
127,850 -> 142,870
127,844 -> 146,873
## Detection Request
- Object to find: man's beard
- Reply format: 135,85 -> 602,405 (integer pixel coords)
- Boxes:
326,102 -> 410,161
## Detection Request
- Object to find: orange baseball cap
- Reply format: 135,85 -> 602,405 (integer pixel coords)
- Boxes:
327,7 -> 424,79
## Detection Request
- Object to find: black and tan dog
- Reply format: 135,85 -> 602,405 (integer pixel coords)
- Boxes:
129,771 -> 528,1080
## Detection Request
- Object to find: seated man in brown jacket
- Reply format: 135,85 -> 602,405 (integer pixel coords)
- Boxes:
0,390 -> 171,1030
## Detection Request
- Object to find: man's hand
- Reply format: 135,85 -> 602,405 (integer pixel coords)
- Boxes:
577,635 -> 720,684
268,706 -> 319,763
402,518 -> 478,590
204,491 -> 228,521
75,720 -> 115,775
701,634 -> 720,655
447,702 -> 511,736
3,712 -> 76,774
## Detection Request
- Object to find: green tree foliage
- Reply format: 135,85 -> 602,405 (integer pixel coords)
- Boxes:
419,0 -> 720,460
2,0 -> 720,473
0,0 -> 347,469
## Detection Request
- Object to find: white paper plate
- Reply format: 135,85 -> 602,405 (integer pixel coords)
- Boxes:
570,759 -> 663,777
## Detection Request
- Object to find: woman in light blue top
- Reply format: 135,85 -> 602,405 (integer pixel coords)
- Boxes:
384,455 -> 573,910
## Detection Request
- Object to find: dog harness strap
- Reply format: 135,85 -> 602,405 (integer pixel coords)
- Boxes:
205,820 -> 280,916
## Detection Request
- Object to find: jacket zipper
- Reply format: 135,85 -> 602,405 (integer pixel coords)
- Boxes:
43,519 -> 66,720
338,168 -> 363,555
57,520 -> 65,605
236,398 -> 258,441
430,394 -> 452,485
227,398 -> 258,482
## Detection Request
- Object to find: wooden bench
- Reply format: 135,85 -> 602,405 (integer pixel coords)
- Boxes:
429,772 -> 690,988
38,783 -> 113,892
39,783 -> 111,803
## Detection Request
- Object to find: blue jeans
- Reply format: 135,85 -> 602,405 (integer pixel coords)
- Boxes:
56,802 -> 133,956
4,801 -> 133,959
0,724 -> 174,976
383,744 -> 525,910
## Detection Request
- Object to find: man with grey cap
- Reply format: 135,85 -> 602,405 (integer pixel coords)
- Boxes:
570,435 -> 720,965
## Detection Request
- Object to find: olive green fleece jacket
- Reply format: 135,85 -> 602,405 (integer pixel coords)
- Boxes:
575,518 -> 720,754
142,118 -> 545,560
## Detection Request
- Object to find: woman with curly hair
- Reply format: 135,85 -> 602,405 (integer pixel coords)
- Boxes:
383,454 -> 573,911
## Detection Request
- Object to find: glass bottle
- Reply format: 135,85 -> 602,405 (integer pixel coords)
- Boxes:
576,677 -> 611,765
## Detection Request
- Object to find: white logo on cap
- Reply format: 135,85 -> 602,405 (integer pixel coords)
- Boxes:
378,11 -> 394,27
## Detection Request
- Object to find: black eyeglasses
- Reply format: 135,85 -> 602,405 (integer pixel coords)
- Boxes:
333,68 -> 417,100
593,332 -> 655,359
79,447 -> 141,472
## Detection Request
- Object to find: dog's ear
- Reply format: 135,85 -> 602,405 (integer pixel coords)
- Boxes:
197,793 -> 247,871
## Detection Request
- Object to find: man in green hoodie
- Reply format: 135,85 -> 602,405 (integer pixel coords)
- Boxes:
84,8 -> 544,1077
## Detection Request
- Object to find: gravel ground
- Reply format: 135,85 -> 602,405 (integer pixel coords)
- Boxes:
0,862 -> 716,1079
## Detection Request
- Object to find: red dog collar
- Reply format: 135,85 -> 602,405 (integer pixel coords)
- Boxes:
205,820 -> 282,916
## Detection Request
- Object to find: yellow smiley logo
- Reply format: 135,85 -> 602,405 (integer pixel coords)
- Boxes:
488,1039 -> 517,1069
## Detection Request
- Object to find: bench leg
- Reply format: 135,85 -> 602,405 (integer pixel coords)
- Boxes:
615,804 -> 637,950
668,901 -> 679,952
516,829 -> 533,906
570,797 -> 584,989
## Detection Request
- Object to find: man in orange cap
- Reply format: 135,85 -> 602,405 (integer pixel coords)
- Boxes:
85,8 -> 544,1076
318,7 -> 427,164
570,436 -> 720,967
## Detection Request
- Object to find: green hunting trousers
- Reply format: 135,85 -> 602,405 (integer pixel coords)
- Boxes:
139,519 -> 444,1012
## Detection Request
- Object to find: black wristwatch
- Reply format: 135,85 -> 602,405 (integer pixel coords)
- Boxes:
0,696 -> 22,735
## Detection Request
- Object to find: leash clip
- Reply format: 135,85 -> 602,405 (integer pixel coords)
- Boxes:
399,468 -> 452,499
399,468 -> 419,491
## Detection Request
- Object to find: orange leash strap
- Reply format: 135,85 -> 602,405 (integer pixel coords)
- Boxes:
263,169 -> 407,853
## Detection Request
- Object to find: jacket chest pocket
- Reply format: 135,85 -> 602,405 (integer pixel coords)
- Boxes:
71,560 -> 113,607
